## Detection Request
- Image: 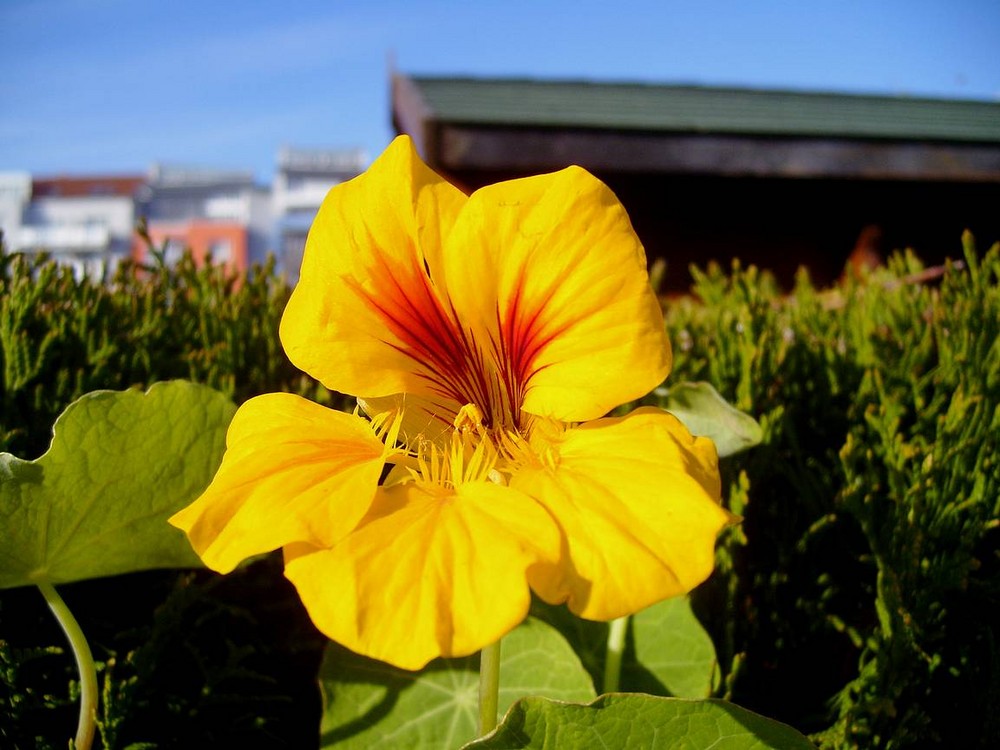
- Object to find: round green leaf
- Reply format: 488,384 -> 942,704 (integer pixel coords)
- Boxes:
318,617 -> 596,749
627,596 -> 719,698
527,598 -> 609,689
0,381 -> 235,588
463,694 -> 815,749
654,381 -> 763,457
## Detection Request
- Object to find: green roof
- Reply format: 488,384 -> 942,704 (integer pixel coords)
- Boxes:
408,77 -> 1000,144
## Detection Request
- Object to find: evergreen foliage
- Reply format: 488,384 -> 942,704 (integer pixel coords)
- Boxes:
1,232 -> 997,747
0,240 -> 332,748
0,238 -> 335,460
661,232 -> 999,748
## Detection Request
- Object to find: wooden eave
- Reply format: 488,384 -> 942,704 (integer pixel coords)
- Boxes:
392,75 -> 1000,182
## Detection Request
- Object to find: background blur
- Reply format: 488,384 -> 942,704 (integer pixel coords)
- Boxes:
3,0 -> 998,180
1,0 -> 998,286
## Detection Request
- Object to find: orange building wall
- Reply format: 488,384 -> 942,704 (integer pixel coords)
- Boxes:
134,221 -> 249,274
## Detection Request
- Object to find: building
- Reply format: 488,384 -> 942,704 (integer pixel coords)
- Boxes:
134,164 -> 272,274
272,146 -> 368,281
0,172 -> 31,251
1,173 -> 144,278
392,75 -> 1000,290
1,145 -> 367,281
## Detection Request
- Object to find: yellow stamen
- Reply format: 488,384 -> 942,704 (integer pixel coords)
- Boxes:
498,415 -> 566,473
454,403 -> 486,434
406,423 -> 500,490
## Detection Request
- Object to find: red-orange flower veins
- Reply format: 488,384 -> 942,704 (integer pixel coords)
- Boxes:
492,272 -> 573,414
347,242 -> 528,434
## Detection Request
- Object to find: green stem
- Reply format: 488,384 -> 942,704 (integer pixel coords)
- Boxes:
478,639 -> 502,736
37,581 -> 97,750
603,615 -> 630,694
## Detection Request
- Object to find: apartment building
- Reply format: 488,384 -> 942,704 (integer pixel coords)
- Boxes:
1,172 -> 143,278
1,146 -> 367,281
134,164 -> 272,274
0,172 -> 31,252
273,146 -> 368,281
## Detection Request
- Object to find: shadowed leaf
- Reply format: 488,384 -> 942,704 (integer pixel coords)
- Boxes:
463,694 -> 815,749
318,617 -> 596,749
655,381 -> 763,457
0,381 -> 235,588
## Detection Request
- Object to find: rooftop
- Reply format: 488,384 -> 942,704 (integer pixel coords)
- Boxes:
32,176 -> 146,198
277,146 -> 369,173
403,76 -> 1000,144
147,164 -> 256,188
392,75 -> 1000,182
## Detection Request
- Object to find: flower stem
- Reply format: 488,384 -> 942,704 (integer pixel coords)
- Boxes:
37,581 -> 96,750
478,639 -> 502,736
602,615 -> 630,694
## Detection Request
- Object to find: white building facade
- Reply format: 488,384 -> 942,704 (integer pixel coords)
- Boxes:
273,147 -> 367,281
1,174 -> 142,279
0,145 -> 367,281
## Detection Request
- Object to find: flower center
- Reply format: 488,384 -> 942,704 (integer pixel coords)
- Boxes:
395,403 -> 504,491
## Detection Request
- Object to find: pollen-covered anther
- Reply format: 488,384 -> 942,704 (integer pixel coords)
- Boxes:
497,415 -> 565,472
453,403 -> 486,435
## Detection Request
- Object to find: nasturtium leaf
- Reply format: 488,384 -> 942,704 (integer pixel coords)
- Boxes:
528,598 -> 609,690
463,694 -> 815,750
625,596 -> 719,698
0,381 -> 236,588
653,381 -> 763,457
318,616 -> 596,749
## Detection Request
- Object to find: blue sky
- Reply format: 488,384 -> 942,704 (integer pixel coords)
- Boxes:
2,0 -> 998,182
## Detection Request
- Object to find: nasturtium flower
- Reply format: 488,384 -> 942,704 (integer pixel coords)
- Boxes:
170,136 -> 733,670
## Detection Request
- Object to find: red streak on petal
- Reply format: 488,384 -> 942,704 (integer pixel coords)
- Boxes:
492,270 -> 573,416
346,240 -> 517,430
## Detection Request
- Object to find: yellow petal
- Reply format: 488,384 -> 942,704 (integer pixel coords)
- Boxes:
283,480 -> 560,670
511,407 -> 733,620
169,393 -> 386,574
442,167 -> 671,423
280,135 -> 467,400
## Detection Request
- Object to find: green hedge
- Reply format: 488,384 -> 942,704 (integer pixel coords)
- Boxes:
659,232 -> 999,748
0,246 -> 335,459
0,245 -> 336,749
1,233 -> 997,748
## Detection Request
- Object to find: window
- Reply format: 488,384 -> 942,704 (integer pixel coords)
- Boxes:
163,238 -> 186,266
208,239 -> 232,265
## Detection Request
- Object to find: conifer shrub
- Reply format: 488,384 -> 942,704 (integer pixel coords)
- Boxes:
1,233 -> 997,747
0,243 -> 333,749
0,243 -> 334,459
661,232 -> 999,748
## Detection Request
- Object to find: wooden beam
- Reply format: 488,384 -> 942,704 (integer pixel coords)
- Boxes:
434,125 -> 1000,182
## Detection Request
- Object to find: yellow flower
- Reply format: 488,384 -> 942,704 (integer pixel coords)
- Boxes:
170,136 -> 732,670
